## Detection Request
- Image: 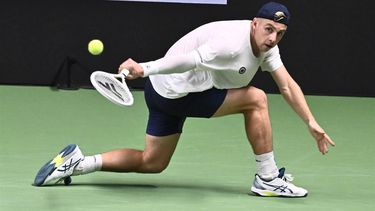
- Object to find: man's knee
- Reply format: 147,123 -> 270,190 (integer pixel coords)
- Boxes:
142,134 -> 179,173
246,87 -> 268,109
142,155 -> 170,173
144,162 -> 168,173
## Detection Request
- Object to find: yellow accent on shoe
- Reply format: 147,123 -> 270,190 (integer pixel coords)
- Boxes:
263,192 -> 279,197
50,154 -> 64,167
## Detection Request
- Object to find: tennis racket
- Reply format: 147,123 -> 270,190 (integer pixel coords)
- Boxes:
90,69 -> 134,106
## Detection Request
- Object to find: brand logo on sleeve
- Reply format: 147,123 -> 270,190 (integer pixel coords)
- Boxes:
239,67 -> 246,74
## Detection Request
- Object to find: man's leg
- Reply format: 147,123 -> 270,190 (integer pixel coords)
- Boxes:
213,86 -> 308,197
213,86 -> 273,155
34,134 -> 180,186
100,134 -> 180,173
212,86 -> 278,179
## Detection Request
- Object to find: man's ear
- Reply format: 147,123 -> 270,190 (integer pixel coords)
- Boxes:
252,18 -> 258,29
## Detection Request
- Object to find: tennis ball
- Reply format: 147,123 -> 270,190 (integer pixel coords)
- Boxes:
88,39 -> 104,55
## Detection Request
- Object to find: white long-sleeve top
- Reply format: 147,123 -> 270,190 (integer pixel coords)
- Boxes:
141,20 -> 283,99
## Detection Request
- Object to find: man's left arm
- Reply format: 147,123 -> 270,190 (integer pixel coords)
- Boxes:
270,65 -> 336,154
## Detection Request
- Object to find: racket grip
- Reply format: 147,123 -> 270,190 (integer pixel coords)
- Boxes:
120,69 -> 130,77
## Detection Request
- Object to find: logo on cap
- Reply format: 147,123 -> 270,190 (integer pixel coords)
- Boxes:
274,11 -> 286,22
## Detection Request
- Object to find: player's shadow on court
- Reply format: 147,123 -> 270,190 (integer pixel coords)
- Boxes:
70,183 -> 158,189
70,182 -> 245,195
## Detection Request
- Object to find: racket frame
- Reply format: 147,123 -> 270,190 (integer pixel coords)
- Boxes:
90,69 -> 134,106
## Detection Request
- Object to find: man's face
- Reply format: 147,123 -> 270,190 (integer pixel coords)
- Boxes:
252,18 -> 287,53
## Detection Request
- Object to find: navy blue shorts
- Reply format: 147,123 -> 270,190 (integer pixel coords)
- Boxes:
144,79 -> 227,136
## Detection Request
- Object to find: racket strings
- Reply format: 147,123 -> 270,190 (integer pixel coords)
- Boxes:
94,74 -> 133,104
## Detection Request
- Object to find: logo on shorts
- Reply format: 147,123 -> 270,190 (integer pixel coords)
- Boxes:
239,67 -> 246,74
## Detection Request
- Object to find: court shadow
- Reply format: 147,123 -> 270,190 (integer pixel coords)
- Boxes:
68,181 -> 247,196
160,183 -> 246,195
69,183 -> 158,189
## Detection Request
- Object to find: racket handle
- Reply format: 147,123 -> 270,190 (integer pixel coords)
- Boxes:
120,69 -> 130,77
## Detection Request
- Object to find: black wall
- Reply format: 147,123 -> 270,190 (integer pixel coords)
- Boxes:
1,0 -> 374,96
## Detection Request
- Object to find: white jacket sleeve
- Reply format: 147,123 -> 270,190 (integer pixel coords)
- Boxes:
140,51 -> 200,77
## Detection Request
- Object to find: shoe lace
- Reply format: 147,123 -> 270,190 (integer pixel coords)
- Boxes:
57,158 -> 81,173
278,167 -> 294,182
283,173 -> 294,182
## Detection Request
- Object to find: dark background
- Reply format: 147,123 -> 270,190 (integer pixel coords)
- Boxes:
1,0 -> 374,97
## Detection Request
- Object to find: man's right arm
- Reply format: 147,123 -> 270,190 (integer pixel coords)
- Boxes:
118,51 -> 199,79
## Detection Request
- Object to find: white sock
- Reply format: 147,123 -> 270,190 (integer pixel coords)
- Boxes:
73,154 -> 102,176
255,151 -> 279,180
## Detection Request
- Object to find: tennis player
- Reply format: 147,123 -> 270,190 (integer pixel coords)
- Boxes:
34,1 -> 335,197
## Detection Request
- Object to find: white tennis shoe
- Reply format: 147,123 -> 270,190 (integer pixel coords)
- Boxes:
33,144 -> 83,186
251,168 -> 308,197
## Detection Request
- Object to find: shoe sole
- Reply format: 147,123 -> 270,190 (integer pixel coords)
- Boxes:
33,144 -> 80,186
250,186 -> 308,198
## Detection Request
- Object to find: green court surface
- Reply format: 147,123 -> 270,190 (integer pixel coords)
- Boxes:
0,85 -> 374,211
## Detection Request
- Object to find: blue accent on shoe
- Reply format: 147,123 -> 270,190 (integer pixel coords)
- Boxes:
33,160 -> 55,186
60,144 -> 77,157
